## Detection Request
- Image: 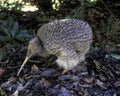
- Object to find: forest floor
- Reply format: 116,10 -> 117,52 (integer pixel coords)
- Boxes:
0,45 -> 120,96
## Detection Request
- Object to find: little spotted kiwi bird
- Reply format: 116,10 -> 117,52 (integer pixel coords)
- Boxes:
17,18 -> 93,76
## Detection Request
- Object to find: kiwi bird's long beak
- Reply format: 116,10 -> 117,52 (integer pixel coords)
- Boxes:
17,55 -> 31,76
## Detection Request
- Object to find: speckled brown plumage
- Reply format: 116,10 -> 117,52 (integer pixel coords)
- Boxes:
17,18 -> 93,76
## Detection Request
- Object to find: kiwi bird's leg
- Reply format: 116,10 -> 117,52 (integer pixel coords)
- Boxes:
17,55 -> 31,76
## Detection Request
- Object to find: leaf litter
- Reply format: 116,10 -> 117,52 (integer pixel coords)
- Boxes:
0,46 -> 120,96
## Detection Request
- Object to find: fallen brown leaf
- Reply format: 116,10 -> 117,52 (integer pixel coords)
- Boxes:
31,64 -> 39,72
0,68 -> 6,77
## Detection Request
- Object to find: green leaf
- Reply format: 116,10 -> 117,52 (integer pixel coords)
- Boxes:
15,33 -> 32,42
17,33 -> 33,38
2,20 -> 8,26
8,17 -> 14,27
19,29 -> 28,34
0,36 -> 4,41
11,21 -> 19,37
0,26 -> 10,36
1,36 -> 12,42
0,20 -> 2,23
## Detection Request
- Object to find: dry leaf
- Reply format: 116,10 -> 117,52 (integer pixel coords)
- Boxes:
31,64 -> 39,72
0,68 -> 6,77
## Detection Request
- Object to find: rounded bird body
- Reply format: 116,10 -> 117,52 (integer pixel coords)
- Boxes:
17,18 -> 93,76
36,19 -> 92,69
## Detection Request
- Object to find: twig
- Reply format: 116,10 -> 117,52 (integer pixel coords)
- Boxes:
100,0 -> 117,21
0,60 -> 9,64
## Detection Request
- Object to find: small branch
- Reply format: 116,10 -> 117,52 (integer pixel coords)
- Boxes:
0,60 -> 9,64
100,0 -> 117,21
